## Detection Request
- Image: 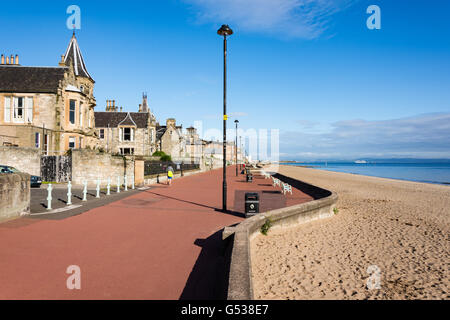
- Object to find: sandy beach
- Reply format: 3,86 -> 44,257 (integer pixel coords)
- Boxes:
251,165 -> 450,300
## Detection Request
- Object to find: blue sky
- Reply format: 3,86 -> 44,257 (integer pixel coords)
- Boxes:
1,0 -> 449,160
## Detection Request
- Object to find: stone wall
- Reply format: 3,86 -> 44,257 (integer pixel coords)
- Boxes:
71,149 -> 136,187
226,172 -> 338,300
0,173 -> 30,221
0,147 -> 41,176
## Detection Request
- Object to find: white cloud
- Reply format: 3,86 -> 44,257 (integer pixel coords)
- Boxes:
184,0 -> 356,39
281,113 -> 450,160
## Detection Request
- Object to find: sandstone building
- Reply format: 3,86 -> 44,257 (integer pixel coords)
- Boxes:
156,118 -> 185,160
0,33 -> 98,154
94,94 -> 157,156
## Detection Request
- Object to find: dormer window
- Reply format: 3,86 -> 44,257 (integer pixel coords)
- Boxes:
119,127 -> 135,142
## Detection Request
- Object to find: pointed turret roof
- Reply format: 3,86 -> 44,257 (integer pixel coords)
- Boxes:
63,32 -> 93,80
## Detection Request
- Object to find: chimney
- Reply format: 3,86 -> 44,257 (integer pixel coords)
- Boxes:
1,54 -> 4,65
120,107 -> 123,112
113,100 -> 116,111
15,55 -> 19,65
6,56 -> 10,64
59,55 -> 65,66
10,55 -> 14,65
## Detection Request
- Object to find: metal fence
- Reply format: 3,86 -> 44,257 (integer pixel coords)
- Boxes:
40,155 -> 72,182
144,161 -> 200,176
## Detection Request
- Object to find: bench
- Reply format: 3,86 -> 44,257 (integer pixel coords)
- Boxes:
282,183 -> 293,195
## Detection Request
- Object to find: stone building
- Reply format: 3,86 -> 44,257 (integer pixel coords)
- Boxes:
184,126 -> 204,163
0,33 -> 98,154
156,118 -> 185,159
94,94 -> 157,156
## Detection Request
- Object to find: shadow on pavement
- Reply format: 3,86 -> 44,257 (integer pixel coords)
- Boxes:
180,229 -> 234,300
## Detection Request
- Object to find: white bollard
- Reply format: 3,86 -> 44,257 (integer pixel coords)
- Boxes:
132,175 -> 135,190
47,183 -> 53,210
117,176 -> 121,193
96,179 -> 100,198
107,178 -> 111,196
82,181 -> 88,201
124,175 -> 128,191
67,181 -> 72,206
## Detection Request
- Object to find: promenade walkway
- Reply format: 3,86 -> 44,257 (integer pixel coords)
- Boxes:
0,166 -> 313,300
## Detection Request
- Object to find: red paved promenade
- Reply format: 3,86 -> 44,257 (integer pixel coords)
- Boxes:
0,167 -> 312,300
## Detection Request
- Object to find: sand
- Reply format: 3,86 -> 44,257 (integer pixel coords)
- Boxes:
251,165 -> 450,300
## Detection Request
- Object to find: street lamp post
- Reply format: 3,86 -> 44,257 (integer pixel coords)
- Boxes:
234,119 -> 239,176
218,24 -> 233,212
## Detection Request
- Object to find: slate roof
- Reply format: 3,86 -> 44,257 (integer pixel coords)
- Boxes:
0,65 -> 66,93
64,33 -> 93,80
156,125 -> 183,140
95,112 -> 149,128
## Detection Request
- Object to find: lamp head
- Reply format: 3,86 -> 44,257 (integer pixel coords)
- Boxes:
217,25 -> 233,36
234,119 -> 239,124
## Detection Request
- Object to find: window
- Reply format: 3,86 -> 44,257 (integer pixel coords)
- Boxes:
69,137 -> 76,149
99,129 -> 105,139
69,100 -> 76,124
35,132 -> 40,149
14,97 -> 24,121
124,128 -> 131,141
120,148 -> 134,155
119,127 -> 134,142
25,97 -> 33,122
4,97 -> 11,122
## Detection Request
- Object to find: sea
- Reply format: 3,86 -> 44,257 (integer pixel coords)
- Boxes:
283,162 -> 450,186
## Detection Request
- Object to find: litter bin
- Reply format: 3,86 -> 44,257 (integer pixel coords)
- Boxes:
245,192 -> 259,217
246,173 -> 253,182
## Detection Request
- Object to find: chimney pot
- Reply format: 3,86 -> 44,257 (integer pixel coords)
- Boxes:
6,56 -> 10,64
10,55 -> 14,65
1,54 -> 4,65
15,55 -> 19,65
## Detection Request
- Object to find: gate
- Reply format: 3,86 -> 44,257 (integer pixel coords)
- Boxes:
40,156 -> 72,182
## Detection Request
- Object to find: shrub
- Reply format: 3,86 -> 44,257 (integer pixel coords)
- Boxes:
160,154 -> 172,162
152,151 -> 166,157
260,219 -> 272,236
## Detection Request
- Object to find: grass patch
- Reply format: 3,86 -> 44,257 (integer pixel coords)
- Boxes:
260,218 -> 273,236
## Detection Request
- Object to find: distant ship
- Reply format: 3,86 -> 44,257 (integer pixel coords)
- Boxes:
354,160 -> 368,164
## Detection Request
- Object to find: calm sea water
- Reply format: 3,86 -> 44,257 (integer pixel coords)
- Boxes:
284,162 -> 450,185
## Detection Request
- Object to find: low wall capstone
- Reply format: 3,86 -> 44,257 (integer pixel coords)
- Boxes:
226,172 -> 338,300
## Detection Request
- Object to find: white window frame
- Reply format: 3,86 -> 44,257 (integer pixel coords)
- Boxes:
13,97 -> 25,123
4,97 -> 11,123
25,97 -> 33,123
120,127 -> 135,142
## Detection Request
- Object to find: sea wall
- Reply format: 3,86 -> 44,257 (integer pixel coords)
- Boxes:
226,172 -> 338,300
